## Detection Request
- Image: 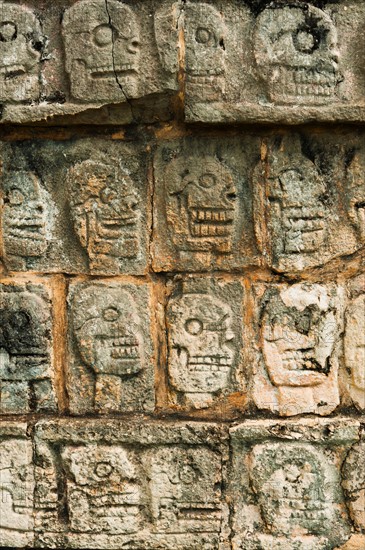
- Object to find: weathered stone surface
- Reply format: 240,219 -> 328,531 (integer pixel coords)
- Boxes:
33,418 -> 229,549
229,417 -> 359,549
67,280 -> 155,414
184,1 -> 365,124
0,0 -> 179,125
252,282 -> 344,416
163,276 -> 246,411
344,274 -> 365,411
0,138 -> 149,275
0,422 -> 34,548
152,137 -> 260,272
0,280 -> 56,414
342,439 -> 365,535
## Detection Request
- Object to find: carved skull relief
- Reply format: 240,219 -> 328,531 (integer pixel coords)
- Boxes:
0,3 -> 44,101
63,0 -> 140,102
250,443 -> 342,539
2,171 -> 49,261
342,442 -> 365,533
167,292 -> 235,407
257,284 -> 342,416
184,3 -> 227,101
0,439 -> 34,536
165,156 -> 237,254
67,160 -> 140,273
254,4 -> 340,104
61,445 -> 141,534
150,447 -> 222,534
345,292 -> 365,410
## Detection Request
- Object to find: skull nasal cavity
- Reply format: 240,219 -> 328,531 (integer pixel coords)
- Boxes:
0,22 -> 17,42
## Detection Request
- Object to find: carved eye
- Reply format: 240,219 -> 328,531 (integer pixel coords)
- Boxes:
100,188 -> 117,204
9,311 -> 30,329
179,464 -> 197,484
293,30 -> 317,54
0,22 -> 17,42
93,24 -> 114,47
199,173 -> 216,189
103,307 -> 120,322
195,27 -> 212,45
94,461 -> 113,478
8,188 -> 25,205
185,318 -> 203,336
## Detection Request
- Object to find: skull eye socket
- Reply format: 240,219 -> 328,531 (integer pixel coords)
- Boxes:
100,187 -> 117,204
195,27 -> 213,45
0,22 -> 17,42
93,24 -> 114,47
293,29 -> 318,54
199,173 -> 216,188
185,318 -> 203,336
103,307 -> 120,322
8,188 -> 25,206
94,461 -> 113,478
179,464 -> 197,484
9,311 -> 30,329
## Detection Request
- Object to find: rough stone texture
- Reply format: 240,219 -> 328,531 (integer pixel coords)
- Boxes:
0,138 -> 150,275
67,280 -> 155,414
0,280 -> 56,414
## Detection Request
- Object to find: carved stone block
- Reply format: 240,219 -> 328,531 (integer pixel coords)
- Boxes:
0,139 -> 149,275
152,137 -> 260,272
184,1 -> 365,124
0,281 -> 56,414
67,280 -> 155,414
252,282 -> 344,416
229,418 -> 358,549
344,274 -> 365,411
33,418 -> 228,548
0,422 -> 34,548
342,439 -> 365,535
163,277 -> 245,410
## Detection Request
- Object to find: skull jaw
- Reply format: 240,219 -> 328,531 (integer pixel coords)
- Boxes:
266,67 -> 338,105
186,74 -> 225,102
0,72 -> 40,102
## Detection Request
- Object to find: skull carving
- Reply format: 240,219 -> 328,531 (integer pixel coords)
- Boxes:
0,3 -> 44,101
254,4 -> 340,104
62,0 -> 140,102
167,292 -> 235,407
250,444 -> 340,539
346,151 -> 365,243
257,284 -> 341,416
3,171 -> 49,262
61,445 -> 141,534
342,442 -> 365,533
166,156 -> 237,254
67,160 -> 140,274
184,3 -> 227,101
344,293 -> 365,410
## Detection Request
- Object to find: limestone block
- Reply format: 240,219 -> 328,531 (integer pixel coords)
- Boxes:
229,417 -> 359,550
0,280 -> 57,414
0,422 -> 34,548
184,1 -> 365,124
163,276 -> 246,411
252,282 -> 345,416
0,0 -> 179,125
344,274 -> 365,411
152,137 -> 260,272
67,280 -> 155,414
253,134 -> 361,273
342,439 -> 365,535
33,418 -> 229,549
0,138 -> 149,275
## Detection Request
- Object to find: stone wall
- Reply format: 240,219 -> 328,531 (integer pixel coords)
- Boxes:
0,1 -> 364,549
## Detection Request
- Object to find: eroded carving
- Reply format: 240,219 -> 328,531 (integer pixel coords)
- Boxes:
0,2 -> 44,102
165,156 -> 237,254
254,4 -> 340,104
250,443 -> 348,546
67,159 -> 140,274
63,0 -> 140,102
255,283 -> 342,416
0,284 -> 55,414
167,290 -> 236,407
184,3 -> 227,102
150,447 -> 222,534
0,438 -> 34,543
342,441 -> 365,533
346,150 -> 365,243
71,283 -> 144,412
61,445 -> 141,534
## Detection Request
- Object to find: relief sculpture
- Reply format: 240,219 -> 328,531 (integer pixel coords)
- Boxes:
254,3 -> 340,104
62,0 -> 140,102
342,441 -> 365,534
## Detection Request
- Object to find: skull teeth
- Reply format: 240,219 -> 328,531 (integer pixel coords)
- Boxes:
189,208 -> 234,238
282,350 -> 317,371
188,355 -> 231,371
